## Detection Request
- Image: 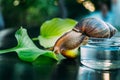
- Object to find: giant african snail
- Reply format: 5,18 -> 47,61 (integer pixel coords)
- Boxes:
53,18 -> 117,58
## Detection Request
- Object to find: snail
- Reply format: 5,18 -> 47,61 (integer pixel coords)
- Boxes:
53,18 -> 117,58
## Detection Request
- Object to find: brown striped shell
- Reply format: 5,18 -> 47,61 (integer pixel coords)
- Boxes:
74,18 -> 117,38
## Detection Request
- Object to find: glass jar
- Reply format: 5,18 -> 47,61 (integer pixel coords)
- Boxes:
80,37 -> 120,70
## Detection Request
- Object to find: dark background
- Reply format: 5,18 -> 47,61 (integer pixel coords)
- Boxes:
0,0 -> 111,29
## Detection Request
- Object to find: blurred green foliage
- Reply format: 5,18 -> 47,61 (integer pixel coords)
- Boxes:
0,0 -> 110,28
1,0 -> 59,28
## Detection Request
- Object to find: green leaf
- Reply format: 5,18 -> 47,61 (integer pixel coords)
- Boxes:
0,27 -> 58,62
39,18 -> 77,48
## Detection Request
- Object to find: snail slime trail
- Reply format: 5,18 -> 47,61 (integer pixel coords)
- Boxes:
53,18 -> 117,59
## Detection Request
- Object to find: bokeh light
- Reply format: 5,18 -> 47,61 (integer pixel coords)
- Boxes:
77,0 -> 85,3
13,0 -> 20,6
83,1 -> 95,12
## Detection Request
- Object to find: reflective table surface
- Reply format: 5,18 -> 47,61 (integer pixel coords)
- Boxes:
0,28 -> 120,80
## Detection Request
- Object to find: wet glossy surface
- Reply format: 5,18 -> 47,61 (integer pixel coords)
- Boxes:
0,28 -> 120,80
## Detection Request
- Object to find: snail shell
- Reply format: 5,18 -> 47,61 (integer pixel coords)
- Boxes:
74,18 -> 117,38
106,22 -> 117,37
53,18 -> 117,58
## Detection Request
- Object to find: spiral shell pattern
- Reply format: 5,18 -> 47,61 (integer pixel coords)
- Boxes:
74,18 -> 117,38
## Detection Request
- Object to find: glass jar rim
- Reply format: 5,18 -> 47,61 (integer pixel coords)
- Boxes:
85,37 -> 120,47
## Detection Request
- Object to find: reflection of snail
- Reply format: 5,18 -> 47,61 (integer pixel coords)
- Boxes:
53,18 -> 117,58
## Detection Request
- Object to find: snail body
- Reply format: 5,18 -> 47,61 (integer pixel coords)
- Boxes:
53,18 -> 117,58
53,30 -> 88,53
61,48 -> 78,59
